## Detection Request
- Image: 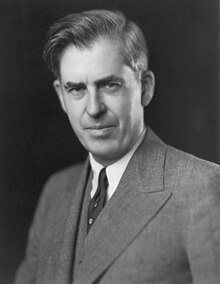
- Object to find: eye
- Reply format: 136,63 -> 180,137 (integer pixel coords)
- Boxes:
106,82 -> 118,88
67,85 -> 86,98
70,85 -> 85,92
101,81 -> 121,92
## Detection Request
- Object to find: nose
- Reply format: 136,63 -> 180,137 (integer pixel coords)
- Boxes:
86,89 -> 106,117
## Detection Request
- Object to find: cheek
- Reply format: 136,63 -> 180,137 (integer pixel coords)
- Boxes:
108,93 -> 133,115
111,93 -> 140,124
64,103 -> 83,129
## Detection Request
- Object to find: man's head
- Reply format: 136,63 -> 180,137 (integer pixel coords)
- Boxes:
43,9 -> 148,80
43,10 -> 155,166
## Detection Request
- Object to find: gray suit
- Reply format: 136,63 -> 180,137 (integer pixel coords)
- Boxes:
15,128 -> 220,284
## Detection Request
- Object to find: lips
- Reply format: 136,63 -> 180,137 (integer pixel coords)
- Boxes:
85,124 -> 116,130
84,124 -> 117,137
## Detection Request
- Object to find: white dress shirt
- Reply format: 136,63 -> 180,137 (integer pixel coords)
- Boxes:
89,128 -> 146,201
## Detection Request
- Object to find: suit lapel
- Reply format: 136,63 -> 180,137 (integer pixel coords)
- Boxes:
47,159 -> 90,283
74,128 -> 172,284
73,170 -> 93,279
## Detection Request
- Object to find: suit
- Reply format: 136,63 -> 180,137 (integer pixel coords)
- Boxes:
15,128 -> 220,284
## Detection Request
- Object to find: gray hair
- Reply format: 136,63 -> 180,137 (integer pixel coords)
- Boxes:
43,9 -> 148,79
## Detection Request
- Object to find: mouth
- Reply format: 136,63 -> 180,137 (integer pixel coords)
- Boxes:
85,124 -> 116,130
84,124 -> 117,136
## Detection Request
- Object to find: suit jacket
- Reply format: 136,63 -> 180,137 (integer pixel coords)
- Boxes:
15,128 -> 220,284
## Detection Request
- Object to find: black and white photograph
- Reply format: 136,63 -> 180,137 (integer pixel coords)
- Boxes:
0,0 -> 219,283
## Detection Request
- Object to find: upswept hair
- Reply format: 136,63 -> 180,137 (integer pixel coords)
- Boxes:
43,9 -> 148,79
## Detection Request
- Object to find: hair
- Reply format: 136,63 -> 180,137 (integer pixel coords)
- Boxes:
43,9 -> 148,79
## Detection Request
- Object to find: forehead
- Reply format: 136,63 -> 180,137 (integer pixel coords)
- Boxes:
59,37 -> 127,82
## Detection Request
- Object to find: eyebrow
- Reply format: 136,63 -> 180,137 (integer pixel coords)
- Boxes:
63,74 -> 125,90
95,75 -> 125,86
63,82 -> 85,90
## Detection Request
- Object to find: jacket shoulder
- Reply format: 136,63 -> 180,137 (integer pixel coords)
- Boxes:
37,161 -> 87,215
165,146 -> 220,195
46,162 -> 86,189
166,146 -> 220,173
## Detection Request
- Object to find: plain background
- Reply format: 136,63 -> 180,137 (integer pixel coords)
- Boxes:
0,0 -> 219,283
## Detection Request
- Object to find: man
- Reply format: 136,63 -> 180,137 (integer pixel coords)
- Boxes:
15,9 -> 220,284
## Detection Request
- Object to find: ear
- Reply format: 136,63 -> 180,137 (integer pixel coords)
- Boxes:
53,80 -> 67,113
141,70 -> 155,107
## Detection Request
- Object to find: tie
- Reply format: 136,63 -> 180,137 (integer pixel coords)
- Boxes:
87,167 -> 108,232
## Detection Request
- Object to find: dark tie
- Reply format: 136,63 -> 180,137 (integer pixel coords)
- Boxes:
87,167 -> 108,232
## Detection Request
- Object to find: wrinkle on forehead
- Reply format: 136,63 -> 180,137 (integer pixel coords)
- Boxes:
59,37 -> 128,85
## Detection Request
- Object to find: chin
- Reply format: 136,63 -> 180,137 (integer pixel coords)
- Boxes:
92,150 -> 125,166
88,145 -> 112,158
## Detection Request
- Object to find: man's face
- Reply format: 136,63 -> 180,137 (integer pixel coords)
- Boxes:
54,37 -> 152,166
